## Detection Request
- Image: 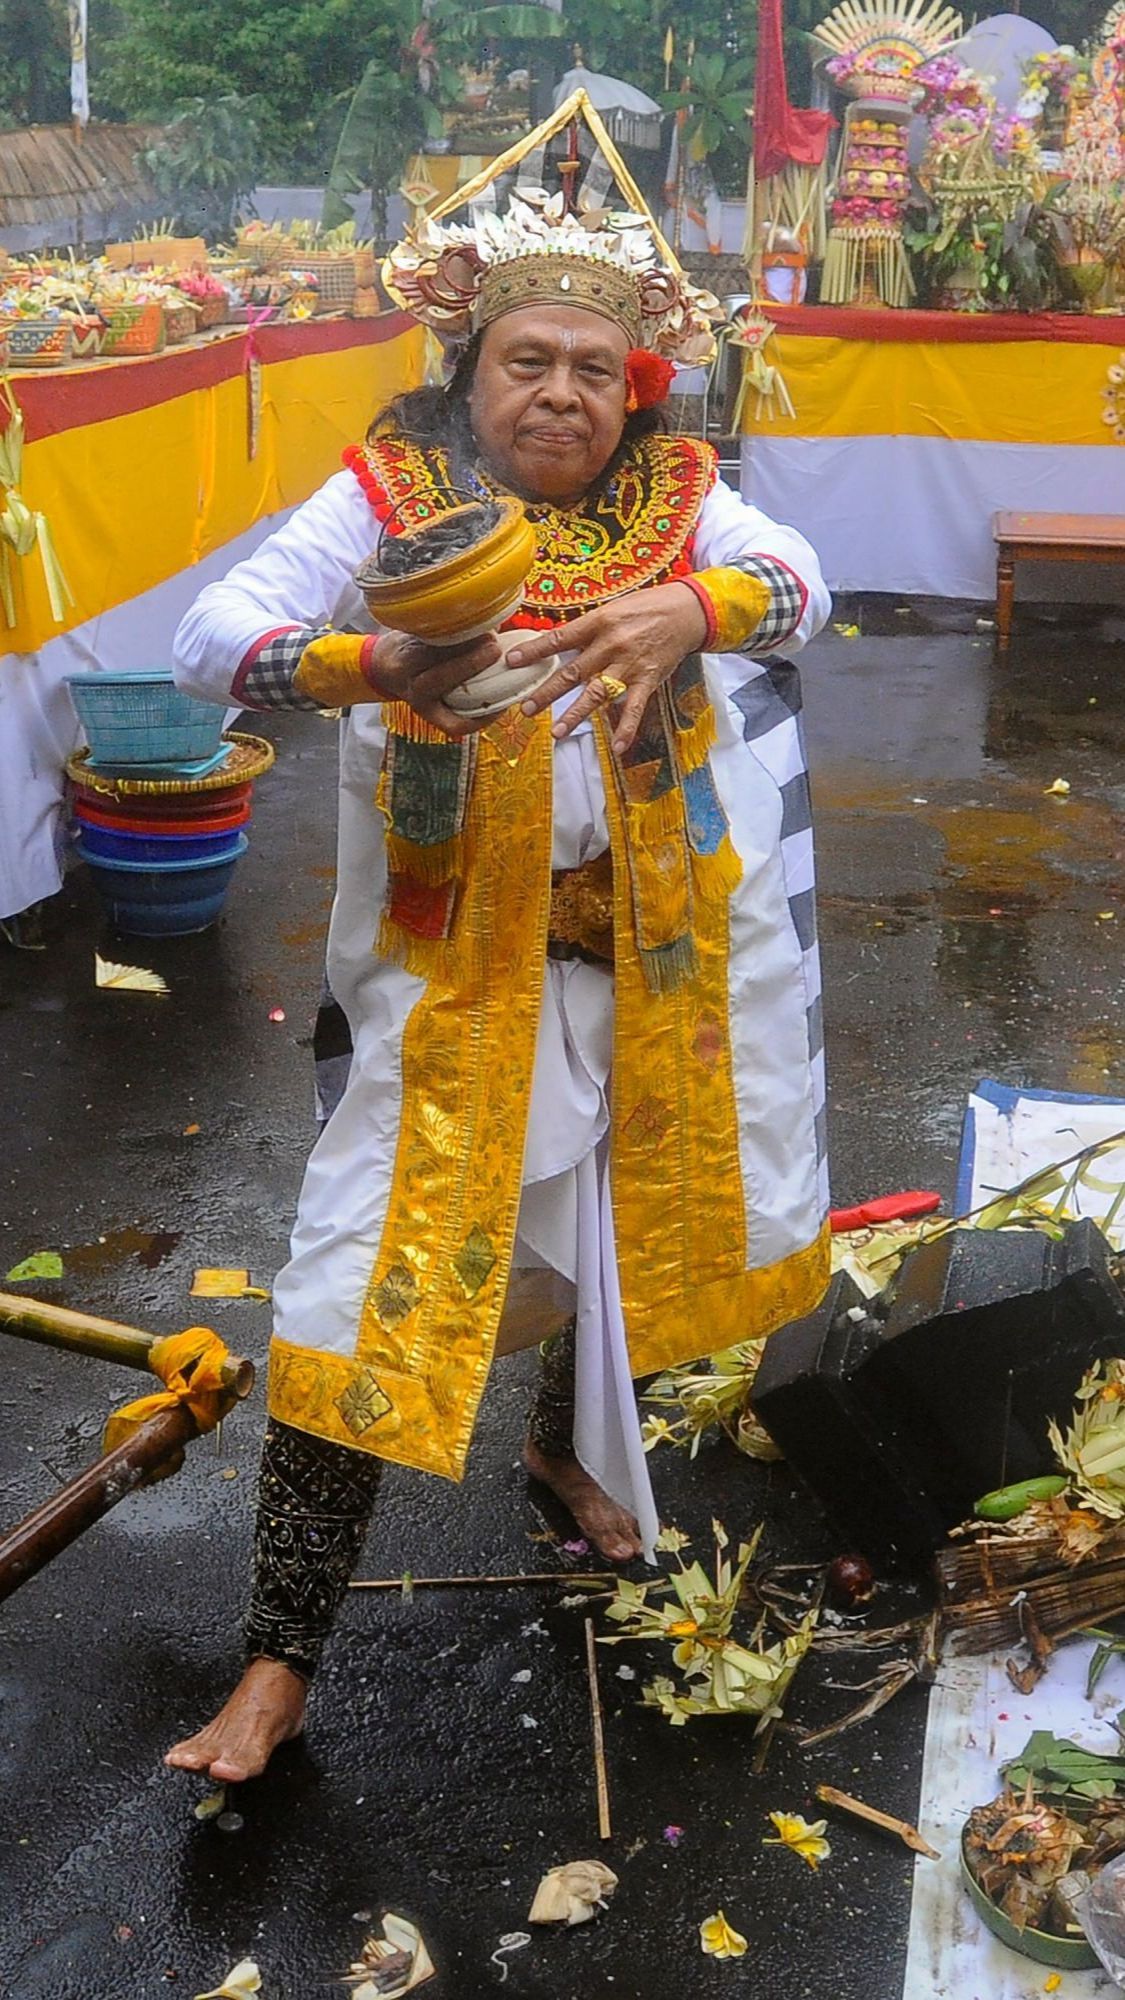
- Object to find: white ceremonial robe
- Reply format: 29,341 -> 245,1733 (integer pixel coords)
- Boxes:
174,469 -> 832,1554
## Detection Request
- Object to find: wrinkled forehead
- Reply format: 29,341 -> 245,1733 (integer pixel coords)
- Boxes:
478,303 -> 630,366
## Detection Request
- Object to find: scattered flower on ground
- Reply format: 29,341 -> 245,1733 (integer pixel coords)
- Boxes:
699,1910 -> 748,1959
763,1811 -> 832,1869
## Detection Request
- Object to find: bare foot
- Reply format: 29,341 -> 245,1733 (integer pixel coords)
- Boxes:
523,1440 -> 643,1562
165,1658 -> 306,1783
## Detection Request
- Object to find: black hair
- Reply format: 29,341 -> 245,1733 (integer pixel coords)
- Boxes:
369,332 -> 669,496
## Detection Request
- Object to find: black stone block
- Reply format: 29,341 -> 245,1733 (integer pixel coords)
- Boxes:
863,1217 -> 1125,1516
751,1221 -> 1125,1571
751,1270 -> 948,1567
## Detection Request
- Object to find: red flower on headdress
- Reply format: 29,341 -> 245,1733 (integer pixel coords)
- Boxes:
624,349 -> 675,413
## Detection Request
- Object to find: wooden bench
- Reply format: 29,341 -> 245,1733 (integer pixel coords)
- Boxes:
993,511 -> 1125,652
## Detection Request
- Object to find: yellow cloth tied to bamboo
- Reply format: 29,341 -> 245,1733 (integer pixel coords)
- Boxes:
102,1326 -> 239,1457
0,376 -> 73,628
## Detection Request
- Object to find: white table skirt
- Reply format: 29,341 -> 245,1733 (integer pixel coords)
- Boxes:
741,433 -> 1125,604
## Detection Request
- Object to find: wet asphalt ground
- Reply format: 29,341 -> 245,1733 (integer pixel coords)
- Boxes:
2,597 -> 1124,1999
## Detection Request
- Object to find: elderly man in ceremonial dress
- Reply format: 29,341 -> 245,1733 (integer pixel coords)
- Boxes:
167,172 -> 831,1783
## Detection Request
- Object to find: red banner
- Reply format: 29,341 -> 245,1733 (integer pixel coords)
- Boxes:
753,0 -> 834,180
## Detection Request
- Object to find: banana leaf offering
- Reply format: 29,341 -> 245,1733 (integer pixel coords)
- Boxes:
964,1733 -> 1125,1948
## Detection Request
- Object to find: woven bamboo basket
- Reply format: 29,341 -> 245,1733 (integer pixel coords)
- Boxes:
4,319 -> 74,367
235,225 -> 288,272
195,293 -> 228,328
297,252 -> 357,315
67,732 -> 276,800
98,301 -> 166,357
164,302 -> 199,344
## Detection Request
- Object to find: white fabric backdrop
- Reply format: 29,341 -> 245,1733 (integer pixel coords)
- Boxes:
741,434 -> 1125,602
0,510 -> 293,921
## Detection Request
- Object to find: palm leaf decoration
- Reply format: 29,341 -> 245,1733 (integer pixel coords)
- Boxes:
601,1520 -> 816,1726
1049,1359 -> 1125,1519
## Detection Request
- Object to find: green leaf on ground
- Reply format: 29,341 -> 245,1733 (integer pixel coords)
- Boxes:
5,1252 -> 64,1282
1003,1728 -> 1125,1798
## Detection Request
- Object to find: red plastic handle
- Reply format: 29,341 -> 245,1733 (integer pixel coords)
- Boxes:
829,1191 -> 942,1233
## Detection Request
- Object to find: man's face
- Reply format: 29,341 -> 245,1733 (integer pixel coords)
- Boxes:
468,305 -> 629,505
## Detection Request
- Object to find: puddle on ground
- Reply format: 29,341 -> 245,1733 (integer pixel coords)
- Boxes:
818,891 -> 930,937
934,804 -> 1070,896
818,766 -> 1122,910
1065,1028 -> 1125,1096
63,1226 -> 182,1274
278,918 -> 329,954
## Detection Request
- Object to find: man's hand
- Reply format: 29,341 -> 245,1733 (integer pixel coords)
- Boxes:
370,630 -> 502,737
503,582 -> 709,754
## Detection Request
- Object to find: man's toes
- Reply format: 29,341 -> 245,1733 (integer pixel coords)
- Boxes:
606,1519 -> 643,1561
208,1753 -> 254,1784
165,1742 -> 212,1771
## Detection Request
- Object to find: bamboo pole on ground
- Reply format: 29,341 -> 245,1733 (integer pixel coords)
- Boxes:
815,1784 -> 941,1860
350,1572 -> 616,1593
0,1404 -> 201,1602
585,1616 -> 612,1841
0,1292 -> 255,1602
0,1291 -> 254,1398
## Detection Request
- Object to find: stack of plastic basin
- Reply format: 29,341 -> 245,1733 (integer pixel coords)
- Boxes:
67,670 -> 256,937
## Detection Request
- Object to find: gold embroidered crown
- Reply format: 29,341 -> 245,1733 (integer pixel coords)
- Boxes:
478,250 -> 644,342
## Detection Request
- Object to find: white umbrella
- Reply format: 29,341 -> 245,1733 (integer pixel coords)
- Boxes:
552,66 -> 664,149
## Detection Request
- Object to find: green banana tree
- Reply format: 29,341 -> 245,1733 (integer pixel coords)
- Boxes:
323,1 -> 565,239
142,93 -> 264,237
663,50 -> 753,163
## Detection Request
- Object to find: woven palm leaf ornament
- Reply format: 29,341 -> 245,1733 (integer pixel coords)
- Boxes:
1064,3 -> 1125,188
383,88 -> 724,368
813,0 -> 963,99
813,0 -> 964,307
0,377 -> 73,628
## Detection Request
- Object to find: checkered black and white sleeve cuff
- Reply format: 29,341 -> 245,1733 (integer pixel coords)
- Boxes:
732,556 -> 808,654
232,625 -> 328,711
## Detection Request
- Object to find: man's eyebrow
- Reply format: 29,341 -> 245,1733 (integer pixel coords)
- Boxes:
501,337 -> 621,365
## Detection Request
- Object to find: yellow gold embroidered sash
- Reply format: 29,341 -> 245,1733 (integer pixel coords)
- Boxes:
268,717 -> 555,1476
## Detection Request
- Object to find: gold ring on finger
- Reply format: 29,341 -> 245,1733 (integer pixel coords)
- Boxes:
595,674 -> 628,703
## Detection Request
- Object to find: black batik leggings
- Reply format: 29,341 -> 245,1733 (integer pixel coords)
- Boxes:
245,1322 -> 578,1679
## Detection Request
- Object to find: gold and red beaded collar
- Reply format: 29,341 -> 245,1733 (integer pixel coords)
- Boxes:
344,431 -> 715,627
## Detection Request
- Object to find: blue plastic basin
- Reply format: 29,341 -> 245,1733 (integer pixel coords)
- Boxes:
75,820 -> 244,865
81,836 -> 248,937
67,670 -> 226,767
